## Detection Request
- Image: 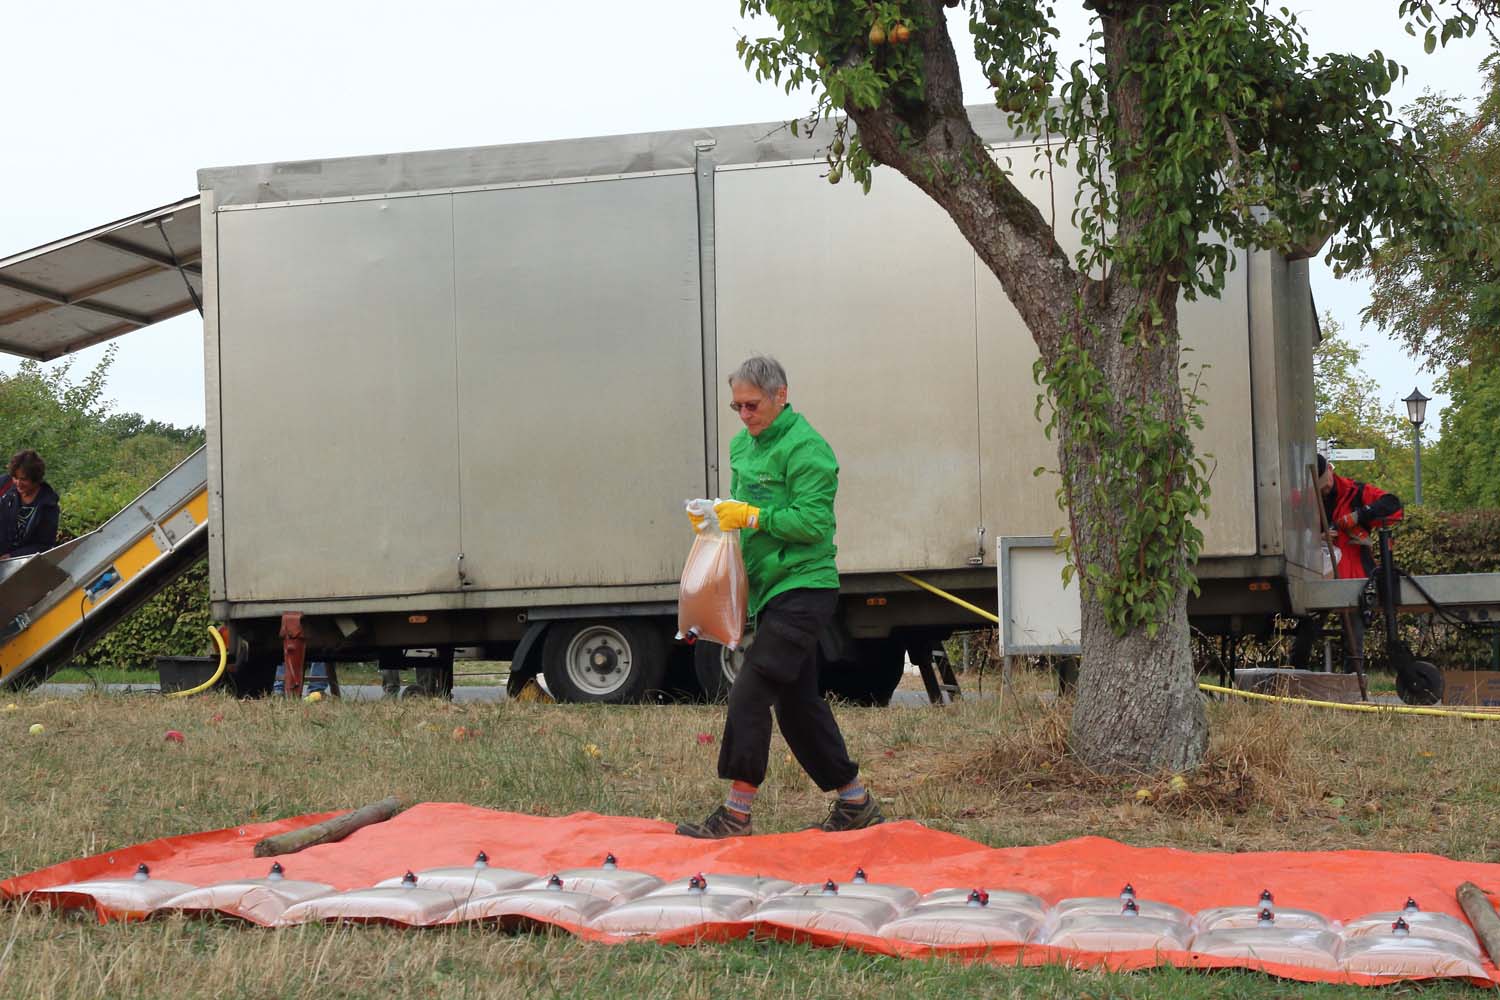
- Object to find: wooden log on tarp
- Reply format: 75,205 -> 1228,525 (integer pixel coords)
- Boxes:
254,797 -> 403,858
1457,881 -> 1500,969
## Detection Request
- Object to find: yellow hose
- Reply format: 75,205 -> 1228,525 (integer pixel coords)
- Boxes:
1199,683 -> 1500,720
897,573 -> 1001,624
164,625 -> 228,699
897,571 -> 1500,721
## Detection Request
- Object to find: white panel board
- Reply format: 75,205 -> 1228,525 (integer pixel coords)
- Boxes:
998,537 -> 1080,655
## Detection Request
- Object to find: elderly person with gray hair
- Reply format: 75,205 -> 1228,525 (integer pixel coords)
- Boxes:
677,356 -> 883,838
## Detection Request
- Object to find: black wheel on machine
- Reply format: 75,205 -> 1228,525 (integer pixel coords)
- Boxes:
823,637 -> 905,706
1395,658 -> 1443,706
542,620 -> 667,704
693,630 -> 754,703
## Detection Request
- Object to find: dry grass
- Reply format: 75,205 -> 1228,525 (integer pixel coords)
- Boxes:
1,670 -> 1497,998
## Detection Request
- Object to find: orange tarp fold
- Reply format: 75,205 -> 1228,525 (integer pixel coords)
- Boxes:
4,803 -> 1497,986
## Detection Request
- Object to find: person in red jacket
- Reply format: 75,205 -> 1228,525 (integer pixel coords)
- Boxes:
1290,454 -> 1404,670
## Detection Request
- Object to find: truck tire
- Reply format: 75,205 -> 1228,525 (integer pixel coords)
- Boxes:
542,620 -> 666,704
693,632 -> 754,703
823,637 -> 905,706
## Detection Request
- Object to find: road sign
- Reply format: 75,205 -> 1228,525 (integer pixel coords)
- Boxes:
1329,448 -> 1375,462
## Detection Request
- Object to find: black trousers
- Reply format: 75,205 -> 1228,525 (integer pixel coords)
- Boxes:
717,588 -> 859,792
1290,610 -> 1366,670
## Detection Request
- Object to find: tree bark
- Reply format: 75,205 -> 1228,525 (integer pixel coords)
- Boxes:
1062,5 -> 1208,771
842,1 -> 1207,772
253,797 -> 403,857
1457,881 -> 1500,969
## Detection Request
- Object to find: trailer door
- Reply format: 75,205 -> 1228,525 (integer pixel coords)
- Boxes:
450,174 -> 706,589
713,161 -> 984,573
216,196 -> 463,601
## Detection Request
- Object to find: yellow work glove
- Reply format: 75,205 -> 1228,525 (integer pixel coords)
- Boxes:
714,500 -> 760,531
687,510 -> 707,533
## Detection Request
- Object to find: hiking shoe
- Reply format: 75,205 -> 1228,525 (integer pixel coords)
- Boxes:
675,805 -> 752,839
810,796 -> 885,832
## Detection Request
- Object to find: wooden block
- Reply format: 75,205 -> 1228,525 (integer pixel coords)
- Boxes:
1232,668 -> 1363,703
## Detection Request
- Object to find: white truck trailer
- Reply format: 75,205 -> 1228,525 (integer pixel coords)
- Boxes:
2,106 -> 1362,702
186,104 -> 1321,704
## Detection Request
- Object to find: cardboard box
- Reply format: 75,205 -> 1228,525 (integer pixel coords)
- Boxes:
1441,671 -> 1500,707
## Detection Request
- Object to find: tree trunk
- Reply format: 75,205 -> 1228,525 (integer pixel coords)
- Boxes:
1071,570 -> 1207,772
1058,298 -> 1208,772
839,0 -> 1208,773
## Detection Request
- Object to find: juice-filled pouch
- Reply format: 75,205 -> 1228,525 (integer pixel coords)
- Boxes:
677,501 -> 748,649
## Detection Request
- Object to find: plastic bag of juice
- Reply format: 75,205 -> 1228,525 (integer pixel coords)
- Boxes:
676,499 -> 748,649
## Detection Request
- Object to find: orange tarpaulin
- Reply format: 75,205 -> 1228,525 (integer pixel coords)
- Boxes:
4,803 -> 1497,986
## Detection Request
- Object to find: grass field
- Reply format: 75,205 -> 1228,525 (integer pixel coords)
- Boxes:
2,668 -> 1497,998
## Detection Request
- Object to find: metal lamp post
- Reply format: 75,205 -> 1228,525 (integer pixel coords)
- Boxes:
1403,388 -> 1429,505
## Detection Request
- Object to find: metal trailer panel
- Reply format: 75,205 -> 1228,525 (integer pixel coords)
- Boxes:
201,190 -> 229,602
712,160 -> 984,573
450,174 -> 706,589
1246,251 -> 1319,575
1178,258 -> 1256,556
196,109 -> 1033,210
975,143 -> 1257,558
1283,260 -> 1322,574
215,196 -> 463,602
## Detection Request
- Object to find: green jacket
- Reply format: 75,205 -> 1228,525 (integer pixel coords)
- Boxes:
729,404 -> 840,615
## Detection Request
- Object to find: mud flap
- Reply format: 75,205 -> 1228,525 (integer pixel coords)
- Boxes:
505,621 -> 550,697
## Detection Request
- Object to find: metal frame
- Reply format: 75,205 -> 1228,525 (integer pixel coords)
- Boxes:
694,139 -> 720,498
1291,574 -> 1500,616
0,195 -> 202,359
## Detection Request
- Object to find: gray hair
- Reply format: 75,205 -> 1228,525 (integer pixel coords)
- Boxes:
728,356 -> 788,397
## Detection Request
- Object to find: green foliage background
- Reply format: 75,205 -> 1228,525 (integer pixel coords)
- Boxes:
0,349 -> 208,672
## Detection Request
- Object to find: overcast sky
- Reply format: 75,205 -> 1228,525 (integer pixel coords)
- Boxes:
0,1 -> 1489,437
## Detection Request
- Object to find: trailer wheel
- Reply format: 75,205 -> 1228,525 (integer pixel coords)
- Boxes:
542,620 -> 666,703
823,638 -> 905,706
693,632 -> 754,703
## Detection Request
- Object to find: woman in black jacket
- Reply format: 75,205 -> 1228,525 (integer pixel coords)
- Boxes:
0,449 -> 60,559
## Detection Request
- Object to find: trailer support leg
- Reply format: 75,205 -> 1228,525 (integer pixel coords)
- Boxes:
908,643 -> 961,705
280,612 -> 306,699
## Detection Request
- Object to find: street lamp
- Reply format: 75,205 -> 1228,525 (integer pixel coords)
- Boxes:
1403,387 -> 1430,505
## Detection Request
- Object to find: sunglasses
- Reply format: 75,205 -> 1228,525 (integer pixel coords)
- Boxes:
729,400 -> 765,414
